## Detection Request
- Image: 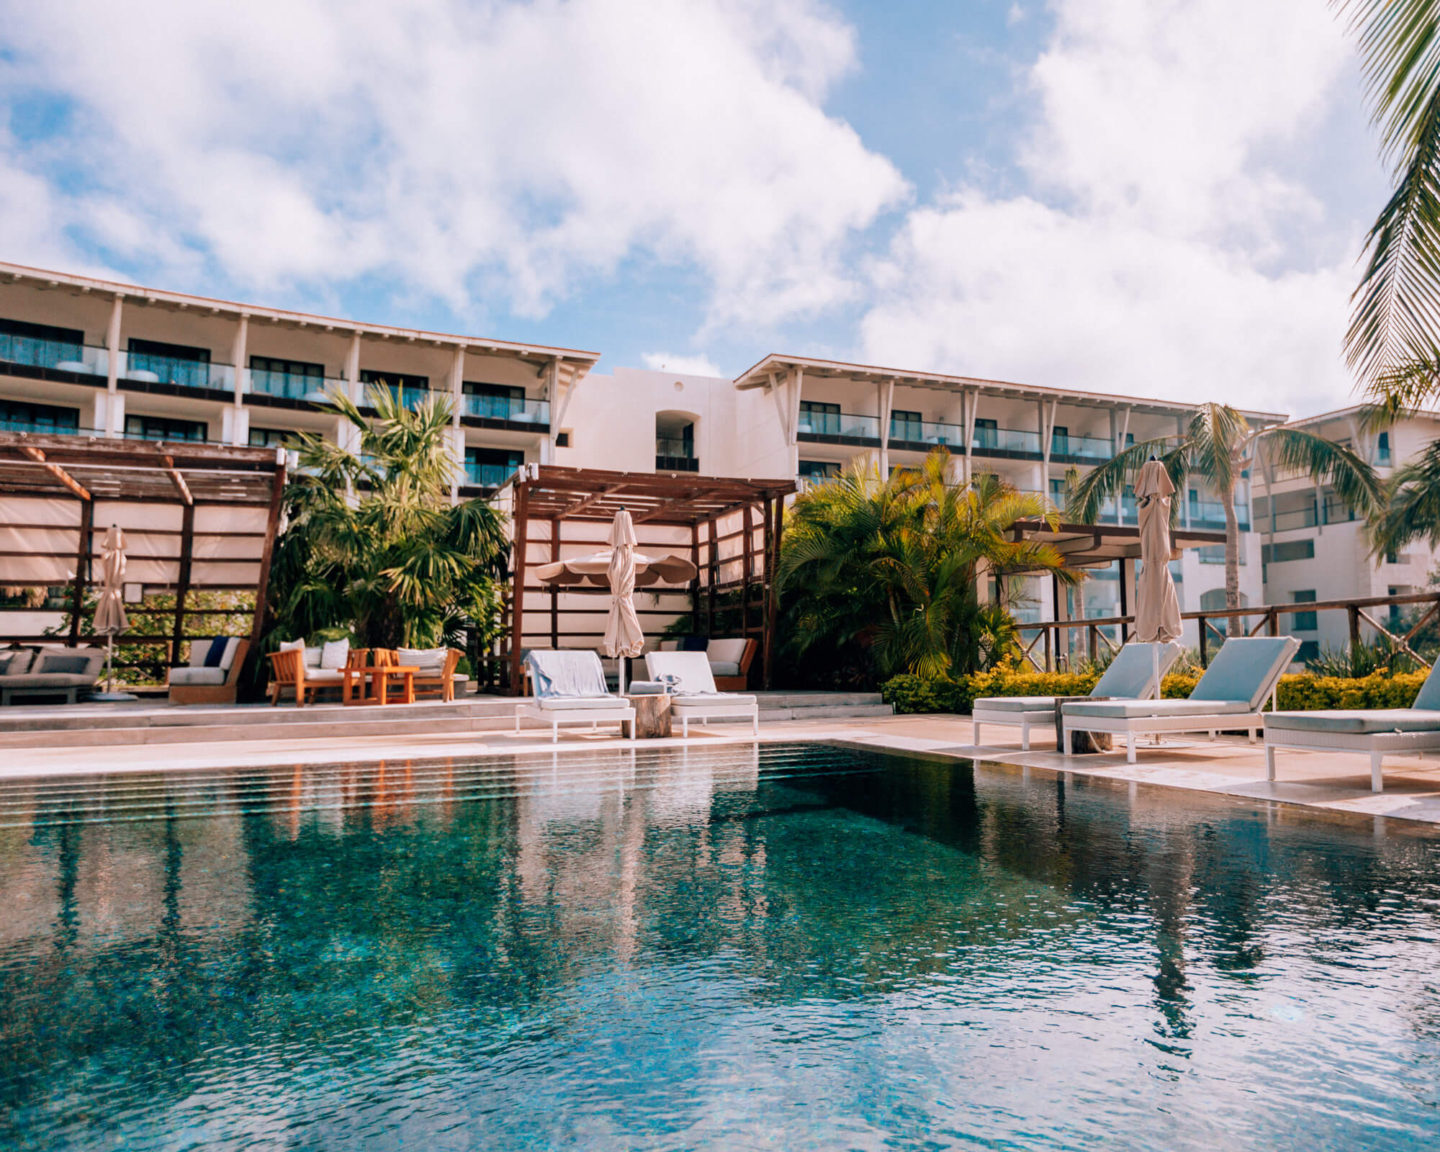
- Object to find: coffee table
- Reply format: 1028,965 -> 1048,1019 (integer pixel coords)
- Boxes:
342,665 -> 419,706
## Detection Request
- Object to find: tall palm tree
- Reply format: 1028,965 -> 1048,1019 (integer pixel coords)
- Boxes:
779,450 -> 1080,679
1341,0 -> 1440,409
1066,404 -> 1382,609
1369,435 -> 1440,553
269,384 -> 509,649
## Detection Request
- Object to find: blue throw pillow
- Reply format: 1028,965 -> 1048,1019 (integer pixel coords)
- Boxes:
679,635 -> 710,652
202,637 -> 230,668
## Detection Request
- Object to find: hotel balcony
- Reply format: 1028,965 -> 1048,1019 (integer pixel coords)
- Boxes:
121,351 -> 234,394
656,437 -> 699,472
247,368 -> 348,404
0,334 -> 109,381
460,393 -> 550,429
797,411 -> 881,445
463,460 -> 521,489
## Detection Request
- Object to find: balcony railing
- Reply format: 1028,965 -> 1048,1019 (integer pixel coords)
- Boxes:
973,426 -> 1042,456
1050,433 -> 1113,461
462,394 -> 550,425
1188,498 -> 1251,531
656,438 -> 699,472
464,462 -> 521,488
123,352 -> 234,392
888,418 -> 962,447
796,411 -> 881,441
0,416 -> 87,436
1257,507 -> 1319,533
0,335 -> 108,377
248,369 -> 347,402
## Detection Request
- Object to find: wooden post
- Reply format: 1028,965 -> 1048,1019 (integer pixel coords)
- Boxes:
765,495 -> 783,690
68,499 -> 94,644
245,463 -> 288,692
170,502 -> 196,665
1267,608 -> 1279,637
1117,558 -> 1130,643
1349,603 -> 1362,653
549,518 -> 560,651
741,503 -> 754,638
689,522 -> 701,634
1198,615 -> 1209,667
508,482 -> 530,695
706,516 -> 718,637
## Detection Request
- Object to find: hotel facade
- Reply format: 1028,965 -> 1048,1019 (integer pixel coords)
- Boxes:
1,262 -> 1428,654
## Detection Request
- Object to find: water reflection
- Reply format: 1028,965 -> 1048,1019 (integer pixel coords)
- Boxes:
1,745 -> 1439,1150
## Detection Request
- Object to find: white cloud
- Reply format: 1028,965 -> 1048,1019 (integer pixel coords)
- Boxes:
641,352 -> 725,377
0,0 -> 907,327
859,0 -> 1382,417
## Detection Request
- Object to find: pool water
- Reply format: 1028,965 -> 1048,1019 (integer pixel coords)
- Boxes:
2,742 -> 1440,1150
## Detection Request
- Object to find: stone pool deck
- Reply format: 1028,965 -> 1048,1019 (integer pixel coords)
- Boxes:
6,712 -> 1440,830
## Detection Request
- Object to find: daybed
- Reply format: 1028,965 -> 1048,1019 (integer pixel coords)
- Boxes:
515,650 -> 636,742
644,650 -> 759,736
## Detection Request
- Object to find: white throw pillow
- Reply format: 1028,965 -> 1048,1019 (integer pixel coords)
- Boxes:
278,638 -> 304,654
320,638 -> 350,670
398,647 -> 447,675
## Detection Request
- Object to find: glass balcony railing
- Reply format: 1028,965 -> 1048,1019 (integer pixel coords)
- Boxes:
461,394 -> 550,425
0,416 -> 87,436
1260,507 -> 1319,533
123,352 -> 233,392
888,418 -> 962,447
656,438 -> 699,471
248,369 -> 348,402
464,462 -> 521,488
0,335 -> 108,377
972,426 -> 1042,456
796,411 -> 881,441
1049,433 -> 1113,461
1188,499 -> 1250,531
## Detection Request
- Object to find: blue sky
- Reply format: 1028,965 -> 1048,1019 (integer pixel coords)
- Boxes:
0,0 -> 1390,415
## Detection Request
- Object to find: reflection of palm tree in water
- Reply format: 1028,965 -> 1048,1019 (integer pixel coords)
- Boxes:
53,811 -> 80,952
1147,843 -> 1195,1044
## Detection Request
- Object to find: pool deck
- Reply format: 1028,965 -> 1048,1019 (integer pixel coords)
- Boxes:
7,711 -> 1440,830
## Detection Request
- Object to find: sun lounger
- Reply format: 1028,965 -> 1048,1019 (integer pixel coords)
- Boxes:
1062,636 -> 1300,763
515,650 -> 635,742
1264,661 -> 1440,792
644,651 -> 759,737
972,641 -> 1183,749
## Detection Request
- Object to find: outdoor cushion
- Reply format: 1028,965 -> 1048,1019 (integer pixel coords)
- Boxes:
1189,637 -> 1298,710
669,693 -> 758,707
305,646 -> 324,668
707,639 -> 748,663
202,637 -> 230,667
660,640 -> 679,651
527,650 -> 609,698
398,647 -> 447,675
679,635 -> 710,652
218,637 -> 242,671
169,667 -> 228,687
35,653 -> 98,676
1063,698 -> 1256,720
1265,709 -> 1440,735
320,638 -> 350,670
0,650 -> 31,676
304,669 -> 344,684
708,661 -> 742,677
645,651 -> 720,695
536,695 -> 627,711
1093,642 -> 1182,699
1412,662 -> 1440,711
1,674 -> 96,688
974,696 -> 1067,712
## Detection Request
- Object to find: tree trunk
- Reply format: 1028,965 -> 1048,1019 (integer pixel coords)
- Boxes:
1222,481 -> 1241,611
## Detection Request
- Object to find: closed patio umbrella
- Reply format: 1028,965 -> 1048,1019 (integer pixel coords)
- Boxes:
599,508 -> 646,693
92,524 -> 136,701
1134,458 -> 1183,650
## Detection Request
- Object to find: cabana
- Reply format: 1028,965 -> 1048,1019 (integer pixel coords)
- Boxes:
0,432 -> 286,683
496,465 -> 795,695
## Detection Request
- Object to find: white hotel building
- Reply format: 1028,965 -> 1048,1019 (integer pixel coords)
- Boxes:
3,261 -> 1427,650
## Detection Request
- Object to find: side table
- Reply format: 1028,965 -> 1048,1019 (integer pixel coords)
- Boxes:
1053,696 -> 1113,754
626,693 -> 673,738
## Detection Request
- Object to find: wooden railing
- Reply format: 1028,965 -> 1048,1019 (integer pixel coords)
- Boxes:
1015,590 -> 1440,672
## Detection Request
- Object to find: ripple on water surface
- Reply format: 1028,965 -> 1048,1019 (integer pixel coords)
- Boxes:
1,742 -> 1439,1150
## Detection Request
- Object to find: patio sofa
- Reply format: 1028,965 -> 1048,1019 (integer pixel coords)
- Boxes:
973,641 -> 1183,750
656,637 -> 757,690
1061,636 -> 1300,764
516,650 -> 636,741
1264,659 -> 1440,793
644,650 -> 759,736
0,646 -> 106,705
168,637 -> 249,706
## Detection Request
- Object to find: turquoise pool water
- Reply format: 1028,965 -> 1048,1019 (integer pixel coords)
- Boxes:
2,742 -> 1439,1150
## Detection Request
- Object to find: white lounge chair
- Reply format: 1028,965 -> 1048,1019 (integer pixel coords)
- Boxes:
972,641 -> 1183,749
515,650 -> 636,742
643,650 -> 759,737
1062,636 -> 1300,763
1264,661 -> 1440,793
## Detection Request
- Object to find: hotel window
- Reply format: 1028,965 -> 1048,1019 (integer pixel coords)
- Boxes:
127,338 -> 212,389
890,409 -> 923,441
463,381 -> 526,420
799,460 -> 841,479
1291,590 -> 1317,631
798,401 -> 840,436
0,398 -> 81,434
360,369 -> 430,405
0,318 -> 84,367
125,414 -> 207,442
465,447 -> 523,489
248,427 -> 292,449
1377,431 -> 1392,466
1051,425 -> 1069,455
973,417 -> 998,449
1049,477 -> 1069,511
250,355 -> 325,400
1261,539 -> 1315,564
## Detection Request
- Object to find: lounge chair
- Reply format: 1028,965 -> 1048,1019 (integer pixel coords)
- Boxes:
972,641 -> 1183,749
168,637 -> 249,705
644,650 -> 759,736
1061,636 -> 1300,763
1264,661 -> 1440,793
515,650 -> 636,742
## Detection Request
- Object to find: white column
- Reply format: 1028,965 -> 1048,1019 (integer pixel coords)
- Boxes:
221,406 -> 250,446
229,315 -> 248,444
345,333 -> 362,404
877,380 -> 894,477
450,345 -> 466,504
104,295 -> 123,436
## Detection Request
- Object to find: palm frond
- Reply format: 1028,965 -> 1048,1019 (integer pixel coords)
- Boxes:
1259,425 -> 1385,516
1064,437 -> 1172,523
1370,436 -> 1440,552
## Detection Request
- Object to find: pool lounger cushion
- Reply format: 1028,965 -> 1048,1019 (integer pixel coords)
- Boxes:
516,650 -> 635,741
1264,660 -> 1440,792
644,651 -> 760,736
1062,637 -> 1300,764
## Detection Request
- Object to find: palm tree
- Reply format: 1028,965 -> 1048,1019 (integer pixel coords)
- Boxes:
268,384 -> 509,649
778,450 -> 1080,680
1341,0 -> 1440,409
1370,435 -> 1440,553
1066,404 -> 1382,609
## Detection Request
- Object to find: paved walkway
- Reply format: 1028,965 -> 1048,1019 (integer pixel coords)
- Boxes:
8,713 -> 1440,829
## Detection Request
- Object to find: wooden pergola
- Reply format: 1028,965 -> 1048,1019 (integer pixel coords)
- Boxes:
0,432 -> 286,669
498,465 -> 795,694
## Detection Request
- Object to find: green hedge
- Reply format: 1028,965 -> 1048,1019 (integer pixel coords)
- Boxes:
880,669 -> 1430,715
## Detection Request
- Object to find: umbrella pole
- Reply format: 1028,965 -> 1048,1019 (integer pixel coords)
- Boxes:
618,655 -> 627,696
106,632 -> 115,695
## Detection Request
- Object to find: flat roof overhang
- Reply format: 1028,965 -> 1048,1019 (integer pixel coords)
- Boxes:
733,353 -> 1287,424
501,465 -> 796,525
1006,520 -> 1226,570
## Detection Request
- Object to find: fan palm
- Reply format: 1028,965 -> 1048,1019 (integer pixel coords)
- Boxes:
1066,403 -> 1382,609
778,450 -> 1080,679
268,384 -> 509,649
1341,0 -> 1440,408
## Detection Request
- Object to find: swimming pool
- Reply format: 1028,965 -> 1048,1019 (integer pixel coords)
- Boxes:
2,742 -> 1438,1150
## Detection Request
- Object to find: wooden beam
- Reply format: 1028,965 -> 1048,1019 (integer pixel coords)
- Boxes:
170,502 -> 196,665
245,461 -> 287,692
160,453 -> 194,505
556,483 -> 627,519
508,482 -> 530,695
20,445 -> 91,501
68,500 -> 94,645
